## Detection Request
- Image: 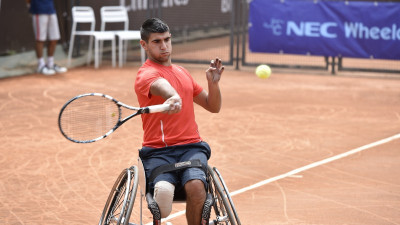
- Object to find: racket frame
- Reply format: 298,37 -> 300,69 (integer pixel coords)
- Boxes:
58,93 -> 170,143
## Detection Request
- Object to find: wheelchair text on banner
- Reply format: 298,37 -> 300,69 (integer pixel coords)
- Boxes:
248,0 -> 400,60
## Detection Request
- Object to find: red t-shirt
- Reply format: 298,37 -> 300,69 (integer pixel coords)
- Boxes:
135,59 -> 204,148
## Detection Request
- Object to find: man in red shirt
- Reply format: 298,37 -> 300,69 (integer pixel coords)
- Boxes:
135,18 -> 224,225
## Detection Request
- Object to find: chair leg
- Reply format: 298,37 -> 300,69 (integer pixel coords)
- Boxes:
124,40 -> 128,66
119,38 -> 123,68
111,39 -> 116,67
99,40 -> 104,66
67,35 -> 75,67
87,36 -> 94,66
141,47 -> 146,64
94,38 -> 99,69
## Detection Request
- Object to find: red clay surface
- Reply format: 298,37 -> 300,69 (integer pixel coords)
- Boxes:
1,64 -> 400,225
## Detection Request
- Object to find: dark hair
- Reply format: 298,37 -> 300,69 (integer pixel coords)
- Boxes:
140,18 -> 170,42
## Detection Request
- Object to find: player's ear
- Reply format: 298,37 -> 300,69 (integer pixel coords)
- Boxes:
140,40 -> 147,50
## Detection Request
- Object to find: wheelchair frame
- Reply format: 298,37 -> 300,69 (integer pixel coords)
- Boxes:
98,160 -> 241,225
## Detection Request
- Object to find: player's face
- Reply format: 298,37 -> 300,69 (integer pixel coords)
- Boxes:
143,32 -> 172,66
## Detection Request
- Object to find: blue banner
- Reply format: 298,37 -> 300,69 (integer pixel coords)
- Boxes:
249,0 -> 400,60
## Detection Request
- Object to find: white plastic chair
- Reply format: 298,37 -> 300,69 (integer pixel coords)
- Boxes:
68,6 -> 116,69
100,6 -> 145,67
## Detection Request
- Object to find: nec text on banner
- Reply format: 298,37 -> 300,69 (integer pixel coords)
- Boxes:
249,0 -> 400,60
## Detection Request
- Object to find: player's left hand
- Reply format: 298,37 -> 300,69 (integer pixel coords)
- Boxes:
206,58 -> 224,83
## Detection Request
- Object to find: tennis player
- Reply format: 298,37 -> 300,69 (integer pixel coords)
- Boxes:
135,18 -> 224,225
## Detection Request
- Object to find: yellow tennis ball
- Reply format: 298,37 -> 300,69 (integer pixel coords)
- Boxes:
255,64 -> 271,79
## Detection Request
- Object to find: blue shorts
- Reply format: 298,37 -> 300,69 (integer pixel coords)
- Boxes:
139,141 -> 211,194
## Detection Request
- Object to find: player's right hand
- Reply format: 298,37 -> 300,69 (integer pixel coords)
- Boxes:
164,94 -> 182,114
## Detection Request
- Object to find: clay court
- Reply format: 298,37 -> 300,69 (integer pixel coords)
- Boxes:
1,64 -> 400,225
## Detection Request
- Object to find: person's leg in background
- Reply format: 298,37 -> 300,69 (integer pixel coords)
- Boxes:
47,14 -> 67,73
34,40 -> 46,72
32,14 -> 55,75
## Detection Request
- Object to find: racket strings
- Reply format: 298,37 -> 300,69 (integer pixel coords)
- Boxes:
60,96 -> 120,142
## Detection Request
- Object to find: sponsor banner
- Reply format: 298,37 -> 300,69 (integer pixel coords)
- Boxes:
249,0 -> 400,60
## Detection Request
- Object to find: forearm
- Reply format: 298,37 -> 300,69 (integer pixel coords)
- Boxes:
150,78 -> 182,114
195,82 -> 222,113
206,82 -> 222,113
150,78 -> 179,100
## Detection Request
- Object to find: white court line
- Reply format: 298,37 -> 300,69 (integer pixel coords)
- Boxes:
146,133 -> 400,225
230,133 -> 400,196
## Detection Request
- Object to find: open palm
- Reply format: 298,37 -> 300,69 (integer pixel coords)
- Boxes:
206,58 -> 224,83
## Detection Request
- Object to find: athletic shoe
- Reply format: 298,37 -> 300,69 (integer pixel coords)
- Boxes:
37,66 -> 56,76
52,64 -> 68,73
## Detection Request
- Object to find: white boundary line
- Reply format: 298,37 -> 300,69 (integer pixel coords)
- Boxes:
146,133 -> 400,224
230,133 -> 400,196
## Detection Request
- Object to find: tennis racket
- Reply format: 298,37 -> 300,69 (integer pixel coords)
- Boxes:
58,93 -> 171,143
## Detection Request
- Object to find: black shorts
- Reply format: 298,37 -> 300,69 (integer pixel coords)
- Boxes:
139,141 -> 211,193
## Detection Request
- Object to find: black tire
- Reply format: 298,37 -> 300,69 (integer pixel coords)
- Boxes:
213,167 -> 241,225
207,165 -> 237,225
99,166 -> 139,225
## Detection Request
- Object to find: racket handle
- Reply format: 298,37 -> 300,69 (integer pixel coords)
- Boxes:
147,103 -> 181,113
147,104 -> 171,113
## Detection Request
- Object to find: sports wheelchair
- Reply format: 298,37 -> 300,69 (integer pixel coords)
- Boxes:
98,158 -> 241,225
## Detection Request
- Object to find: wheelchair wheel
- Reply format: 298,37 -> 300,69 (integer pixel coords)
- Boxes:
99,166 -> 139,225
207,165 -> 241,225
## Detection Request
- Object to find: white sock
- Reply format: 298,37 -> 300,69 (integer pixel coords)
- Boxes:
47,56 -> 54,68
38,58 -> 45,69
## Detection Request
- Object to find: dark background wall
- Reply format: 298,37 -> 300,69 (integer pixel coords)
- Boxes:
0,0 -> 232,55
